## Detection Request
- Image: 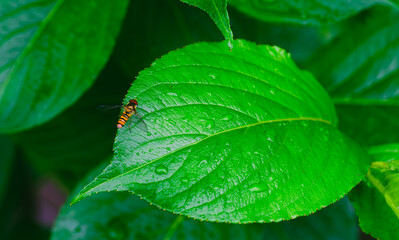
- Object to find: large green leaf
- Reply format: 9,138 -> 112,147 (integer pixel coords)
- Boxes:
0,0 -> 129,133
180,0 -> 233,47
349,144 -> 399,240
53,162 -> 359,240
306,7 -> 399,146
0,136 -> 13,207
72,40 -> 370,223
228,0 -> 388,26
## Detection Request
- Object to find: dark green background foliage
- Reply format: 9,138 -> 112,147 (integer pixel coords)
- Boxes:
0,0 -> 398,239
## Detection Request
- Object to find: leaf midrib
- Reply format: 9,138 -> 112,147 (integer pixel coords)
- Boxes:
75,117 -> 332,201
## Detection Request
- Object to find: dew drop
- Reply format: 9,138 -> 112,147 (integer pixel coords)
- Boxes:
227,40 -> 233,49
205,119 -> 215,129
267,137 -> 273,142
221,114 -> 233,121
248,183 -> 266,193
300,121 -> 308,127
167,92 -> 177,96
323,135 -> 328,141
209,74 -> 216,79
155,165 -> 168,175
166,147 -> 171,151
147,132 -> 152,136
200,118 -> 215,129
181,177 -> 189,183
270,90 -> 275,95
198,160 -> 208,168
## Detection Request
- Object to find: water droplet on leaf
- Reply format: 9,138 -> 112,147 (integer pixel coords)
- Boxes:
198,160 -> 208,168
181,177 -> 189,183
300,121 -> 308,127
221,114 -> 233,121
249,183 -> 267,193
155,165 -> 168,175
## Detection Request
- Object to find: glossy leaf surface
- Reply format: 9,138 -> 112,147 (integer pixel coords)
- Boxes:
228,0 -> 385,26
180,0 -> 233,47
349,144 -> 399,240
0,0 -> 129,133
53,162 -> 358,240
306,7 -> 399,146
72,40 -> 370,223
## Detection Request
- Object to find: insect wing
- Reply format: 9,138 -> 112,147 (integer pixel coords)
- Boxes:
96,105 -> 123,112
129,113 -> 148,133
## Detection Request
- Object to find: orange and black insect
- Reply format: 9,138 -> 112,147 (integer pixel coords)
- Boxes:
97,99 -> 148,132
117,99 -> 138,129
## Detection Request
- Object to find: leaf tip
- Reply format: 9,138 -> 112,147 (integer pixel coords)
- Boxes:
70,194 -> 82,206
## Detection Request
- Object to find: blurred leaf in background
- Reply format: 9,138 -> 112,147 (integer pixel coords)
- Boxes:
52,161 -> 359,240
306,6 -> 399,146
11,61 -> 127,189
0,0 -> 129,133
228,0 -> 394,26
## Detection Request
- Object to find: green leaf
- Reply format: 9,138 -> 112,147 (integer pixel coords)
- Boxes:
53,161 -> 359,240
0,0 -> 129,133
228,0 -> 387,26
0,136 -> 13,207
72,39 -> 370,223
180,0 -> 233,47
11,61 -> 127,188
305,7 -> 399,146
336,105 -> 399,146
349,144 -> 399,239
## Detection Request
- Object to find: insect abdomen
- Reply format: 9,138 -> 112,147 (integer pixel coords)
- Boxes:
117,112 -> 132,129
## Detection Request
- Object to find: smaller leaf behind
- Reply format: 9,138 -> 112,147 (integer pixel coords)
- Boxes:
349,143 -> 399,240
228,0 -> 388,26
180,0 -> 233,48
